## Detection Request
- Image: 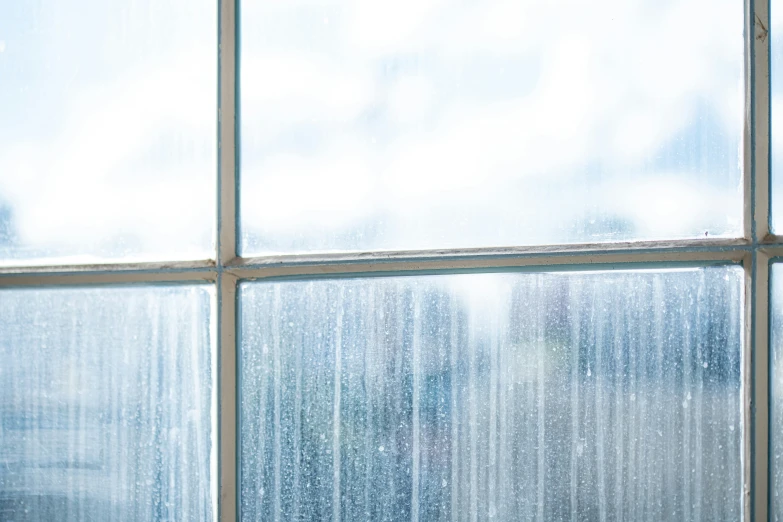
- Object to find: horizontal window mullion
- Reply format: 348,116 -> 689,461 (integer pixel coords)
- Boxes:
231,238 -> 752,271
0,241 -> 765,286
228,247 -> 750,282
0,266 -> 217,288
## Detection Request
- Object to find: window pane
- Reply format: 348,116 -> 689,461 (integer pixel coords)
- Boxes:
240,267 -> 743,521
0,1 -> 216,265
771,264 -> 783,519
774,2 -> 783,231
0,285 -> 216,521
239,0 -> 743,255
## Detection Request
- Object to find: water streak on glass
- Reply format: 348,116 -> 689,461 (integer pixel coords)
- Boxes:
771,264 -> 783,520
240,267 -> 743,521
0,1 -> 216,265
0,286 -> 216,521
240,0 -> 743,255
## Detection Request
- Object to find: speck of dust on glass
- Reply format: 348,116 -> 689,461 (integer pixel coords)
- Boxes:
239,266 -> 743,522
239,0 -> 743,255
0,285 -> 217,522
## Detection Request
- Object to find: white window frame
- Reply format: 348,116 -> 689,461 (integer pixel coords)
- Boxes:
0,1 -> 776,520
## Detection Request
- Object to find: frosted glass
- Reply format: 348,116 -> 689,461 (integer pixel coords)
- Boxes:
0,1 -> 216,265
0,285 -> 216,521
240,0 -> 743,255
240,267 -> 743,521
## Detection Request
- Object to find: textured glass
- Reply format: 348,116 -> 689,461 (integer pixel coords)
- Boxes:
0,1 -> 216,265
240,267 -> 743,521
0,285 -> 216,521
774,1 -> 783,231
240,0 -> 743,255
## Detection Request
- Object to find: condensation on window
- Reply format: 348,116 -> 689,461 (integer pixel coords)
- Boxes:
239,267 -> 743,521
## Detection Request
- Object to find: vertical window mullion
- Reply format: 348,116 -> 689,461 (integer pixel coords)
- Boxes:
749,0 -> 771,519
751,0 -> 771,242
218,0 -> 239,520
751,251 -> 771,522
219,272 -> 239,522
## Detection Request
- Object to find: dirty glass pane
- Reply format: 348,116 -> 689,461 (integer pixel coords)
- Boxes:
770,264 -> 783,520
0,0 -> 216,265
239,0 -> 743,255
0,285 -> 216,521
240,267 -> 743,521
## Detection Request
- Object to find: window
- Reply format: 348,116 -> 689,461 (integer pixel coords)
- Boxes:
0,1 -> 776,521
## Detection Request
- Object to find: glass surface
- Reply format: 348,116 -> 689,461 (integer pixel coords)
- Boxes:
0,1 -> 216,265
774,1 -> 783,232
0,285 -> 216,521
240,267 -> 743,521
771,264 -> 783,520
240,0 -> 743,255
